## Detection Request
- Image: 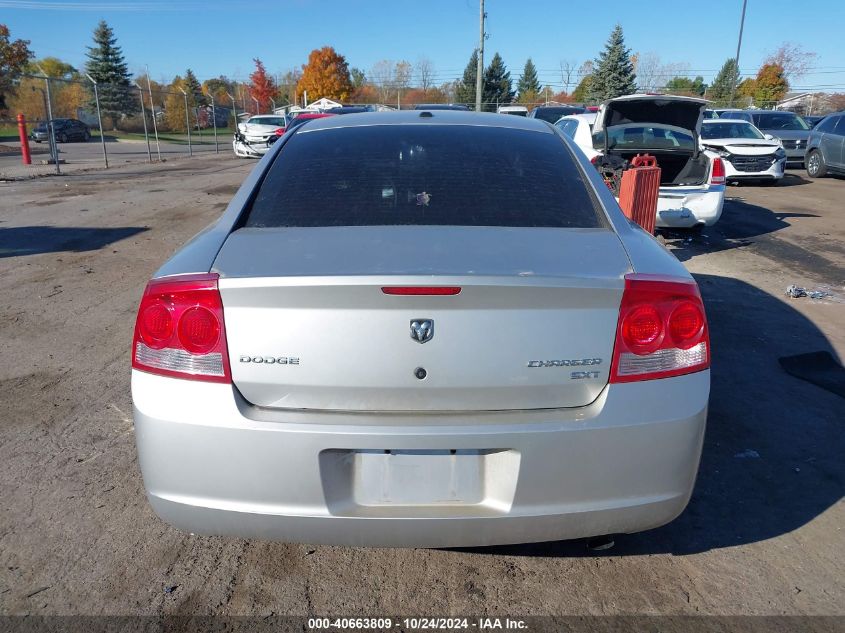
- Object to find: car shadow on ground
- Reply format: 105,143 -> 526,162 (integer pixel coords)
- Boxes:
457,274 -> 844,558
727,173 -> 812,188
661,197 -> 820,264
0,225 -> 148,258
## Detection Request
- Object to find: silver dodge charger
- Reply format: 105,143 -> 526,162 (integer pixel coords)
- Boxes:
131,111 -> 710,547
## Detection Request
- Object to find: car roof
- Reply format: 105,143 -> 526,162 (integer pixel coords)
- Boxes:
561,113 -> 597,122
703,118 -> 752,123
413,103 -> 470,110
295,110 -> 554,133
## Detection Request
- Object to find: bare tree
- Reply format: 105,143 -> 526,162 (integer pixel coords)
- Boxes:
765,43 -> 817,82
416,57 -> 435,93
634,52 -> 661,91
634,52 -> 690,91
395,61 -> 412,92
370,60 -> 394,103
559,59 -> 576,95
578,60 -> 594,77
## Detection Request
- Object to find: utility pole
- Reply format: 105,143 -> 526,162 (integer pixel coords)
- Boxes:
475,0 -> 485,112
728,0 -> 748,108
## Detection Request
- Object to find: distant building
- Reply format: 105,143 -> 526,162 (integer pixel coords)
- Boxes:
775,92 -> 834,115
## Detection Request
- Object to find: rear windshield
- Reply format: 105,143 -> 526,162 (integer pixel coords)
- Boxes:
595,125 -> 695,151
247,117 -> 286,126
532,107 -> 586,123
245,125 -> 601,228
752,112 -> 810,131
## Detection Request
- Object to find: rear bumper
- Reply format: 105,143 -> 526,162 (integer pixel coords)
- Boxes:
232,138 -> 269,158
656,186 -> 724,228
132,370 -> 709,547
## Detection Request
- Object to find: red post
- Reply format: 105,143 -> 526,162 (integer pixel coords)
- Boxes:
17,114 -> 32,165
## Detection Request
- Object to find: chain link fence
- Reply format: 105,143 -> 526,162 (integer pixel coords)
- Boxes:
1,74 -> 240,178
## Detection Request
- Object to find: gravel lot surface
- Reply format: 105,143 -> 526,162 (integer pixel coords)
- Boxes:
0,157 -> 842,619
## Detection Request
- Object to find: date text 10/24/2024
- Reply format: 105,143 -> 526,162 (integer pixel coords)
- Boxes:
307,618 -> 528,630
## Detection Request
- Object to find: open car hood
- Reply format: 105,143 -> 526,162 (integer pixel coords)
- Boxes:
593,95 -> 707,136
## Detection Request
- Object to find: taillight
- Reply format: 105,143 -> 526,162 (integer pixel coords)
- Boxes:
274,127 -> 286,135
132,273 -> 231,383
610,274 -> 709,383
710,157 -> 725,185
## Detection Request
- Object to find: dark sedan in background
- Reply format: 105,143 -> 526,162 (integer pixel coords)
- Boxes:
30,118 -> 91,143
528,105 -> 586,123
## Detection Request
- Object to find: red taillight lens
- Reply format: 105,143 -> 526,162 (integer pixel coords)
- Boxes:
132,273 -> 231,383
668,301 -> 705,348
610,274 -> 709,383
275,127 -> 286,135
382,287 -> 462,296
177,306 -> 220,353
621,305 -> 663,354
139,303 -> 173,347
710,157 -> 725,185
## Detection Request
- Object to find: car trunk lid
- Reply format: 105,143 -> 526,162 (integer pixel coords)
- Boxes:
593,94 -> 707,138
214,226 -> 631,412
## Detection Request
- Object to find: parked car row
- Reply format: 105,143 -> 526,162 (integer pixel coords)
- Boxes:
233,102 -> 845,190
556,95 -> 725,230
710,109 -> 810,167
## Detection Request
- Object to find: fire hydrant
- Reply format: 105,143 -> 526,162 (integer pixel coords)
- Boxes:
17,114 -> 32,165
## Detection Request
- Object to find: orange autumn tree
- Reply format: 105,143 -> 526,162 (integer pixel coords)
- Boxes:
296,46 -> 353,103
249,58 -> 276,113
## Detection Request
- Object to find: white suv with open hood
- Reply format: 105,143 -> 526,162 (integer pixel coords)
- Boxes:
565,95 -> 725,230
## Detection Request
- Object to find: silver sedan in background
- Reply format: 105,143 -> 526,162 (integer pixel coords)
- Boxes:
131,111 -> 710,548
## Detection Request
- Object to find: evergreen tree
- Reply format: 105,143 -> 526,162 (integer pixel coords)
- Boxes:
184,68 -> 206,107
588,25 -> 636,102
84,20 -> 136,123
708,58 -> 739,107
455,49 -> 478,106
516,58 -> 541,101
483,52 -> 514,111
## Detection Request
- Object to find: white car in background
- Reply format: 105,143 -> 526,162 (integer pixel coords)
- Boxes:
233,115 -> 288,158
700,119 -> 786,185
497,105 -> 528,116
555,112 -> 597,151
557,95 -> 725,230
